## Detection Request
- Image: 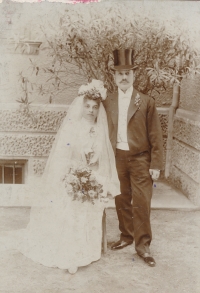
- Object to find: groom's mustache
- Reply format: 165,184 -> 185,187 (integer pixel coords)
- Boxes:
120,80 -> 128,83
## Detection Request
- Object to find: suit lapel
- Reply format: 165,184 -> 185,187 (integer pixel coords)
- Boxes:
127,88 -> 141,125
110,93 -> 118,125
109,88 -> 141,126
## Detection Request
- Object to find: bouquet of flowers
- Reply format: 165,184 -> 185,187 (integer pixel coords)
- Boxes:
78,79 -> 107,101
63,164 -> 104,204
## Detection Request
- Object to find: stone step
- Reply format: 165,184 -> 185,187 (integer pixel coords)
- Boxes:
105,181 -> 200,211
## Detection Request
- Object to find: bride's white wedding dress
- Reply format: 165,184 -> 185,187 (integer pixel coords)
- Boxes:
5,96 -> 120,272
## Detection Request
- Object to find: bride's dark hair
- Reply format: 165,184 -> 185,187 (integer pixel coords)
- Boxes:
83,95 -> 101,106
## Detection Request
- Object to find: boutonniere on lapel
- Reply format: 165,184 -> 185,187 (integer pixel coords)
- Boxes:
134,93 -> 141,109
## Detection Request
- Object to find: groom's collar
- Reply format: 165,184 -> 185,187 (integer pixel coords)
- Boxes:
118,86 -> 133,98
109,86 -> 137,100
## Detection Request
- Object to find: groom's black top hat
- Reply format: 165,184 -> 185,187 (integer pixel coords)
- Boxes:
112,49 -> 137,70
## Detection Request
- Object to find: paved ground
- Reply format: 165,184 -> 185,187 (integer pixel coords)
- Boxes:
0,207 -> 200,293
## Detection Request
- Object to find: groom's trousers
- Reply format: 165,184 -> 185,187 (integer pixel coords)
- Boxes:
115,149 -> 153,256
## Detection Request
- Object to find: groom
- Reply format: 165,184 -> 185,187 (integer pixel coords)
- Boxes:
103,49 -> 163,267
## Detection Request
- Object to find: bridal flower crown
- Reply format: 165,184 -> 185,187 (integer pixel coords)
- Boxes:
78,79 -> 107,101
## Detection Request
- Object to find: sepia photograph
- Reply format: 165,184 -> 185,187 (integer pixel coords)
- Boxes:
0,0 -> 200,292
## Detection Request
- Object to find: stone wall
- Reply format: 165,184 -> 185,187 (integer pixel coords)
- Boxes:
0,103 -> 67,175
0,102 -> 168,206
169,75 -> 200,206
0,103 -> 67,205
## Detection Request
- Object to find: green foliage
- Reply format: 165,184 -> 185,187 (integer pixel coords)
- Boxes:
19,5 -> 200,103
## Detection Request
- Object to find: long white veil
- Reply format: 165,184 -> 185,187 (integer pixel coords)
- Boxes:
31,95 -> 120,208
4,95 -> 121,270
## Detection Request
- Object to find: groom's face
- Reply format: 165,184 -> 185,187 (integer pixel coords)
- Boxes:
114,69 -> 135,92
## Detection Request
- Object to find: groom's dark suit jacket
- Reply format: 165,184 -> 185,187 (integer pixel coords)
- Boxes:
103,87 -> 163,170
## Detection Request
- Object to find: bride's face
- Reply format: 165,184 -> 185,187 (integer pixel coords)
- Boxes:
82,99 -> 99,122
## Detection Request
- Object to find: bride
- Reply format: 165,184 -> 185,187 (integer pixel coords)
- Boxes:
9,80 -> 120,274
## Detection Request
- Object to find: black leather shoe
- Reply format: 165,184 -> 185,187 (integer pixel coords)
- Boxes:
111,240 -> 133,250
139,253 -> 156,267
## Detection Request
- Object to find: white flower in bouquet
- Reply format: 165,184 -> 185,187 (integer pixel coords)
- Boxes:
91,181 -> 97,187
76,163 -> 88,172
89,174 -> 97,187
89,174 -> 96,182
67,174 -> 77,184
81,177 -> 88,183
82,167 -> 89,173
77,191 -> 83,199
88,190 -> 97,199
89,174 -> 96,185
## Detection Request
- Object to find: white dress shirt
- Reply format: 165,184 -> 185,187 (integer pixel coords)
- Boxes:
117,86 -> 133,150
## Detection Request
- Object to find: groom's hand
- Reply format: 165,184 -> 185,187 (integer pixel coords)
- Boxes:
149,169 -> 160,180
